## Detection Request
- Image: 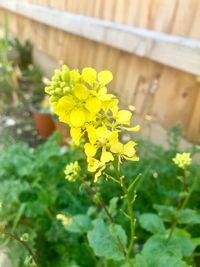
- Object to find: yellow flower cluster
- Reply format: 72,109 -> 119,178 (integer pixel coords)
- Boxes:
45,66 -> 139,181
64,161 -> 80,182
173,152 -> 192,170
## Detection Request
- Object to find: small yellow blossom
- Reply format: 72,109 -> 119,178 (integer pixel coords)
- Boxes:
64,161 -> 80,182
173,152 -> 192,170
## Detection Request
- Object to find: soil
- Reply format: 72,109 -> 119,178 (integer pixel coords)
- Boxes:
0,105 -> 44,149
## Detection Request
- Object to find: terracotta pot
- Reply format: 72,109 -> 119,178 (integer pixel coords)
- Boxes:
54,120 -> 71,145
31,107 -> 55,138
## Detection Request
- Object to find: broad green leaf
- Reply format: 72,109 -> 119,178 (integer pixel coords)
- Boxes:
178,209 -> 200,224
135,254 -> 188,267
64,214 -> 92,234
139,213 -> 165,234
87,219 -> 127,261
171,228 -> 194,257
153,204 -> 176,222
142,235 -> 182,259
134,254 -> 148,267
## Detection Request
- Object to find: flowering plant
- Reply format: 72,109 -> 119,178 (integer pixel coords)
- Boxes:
43,66 -> 200,267
45,65 -> 140,182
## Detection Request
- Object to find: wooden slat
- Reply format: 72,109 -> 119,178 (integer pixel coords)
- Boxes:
0,0 -> 200,76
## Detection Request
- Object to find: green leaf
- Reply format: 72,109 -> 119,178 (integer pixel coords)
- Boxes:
135,254 -> 188,267
87,219 -> 127,260
142,235 -> 182,259
178,209 -> 200,224
139,213 -> 165,234
153,204 -> 176,222
171,228 -> 194,257
64,214 -> 92,234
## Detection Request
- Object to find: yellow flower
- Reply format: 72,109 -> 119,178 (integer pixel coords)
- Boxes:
64,161 -> 81,182
173,152 -> 192,169
45,65 -> 140,182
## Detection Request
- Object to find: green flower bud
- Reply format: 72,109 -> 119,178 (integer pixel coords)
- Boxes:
60,82 -> 66,88
62,64 -> 69,72
44,86 -> 52,94
55,87 -> 62,94
61,70 -> 70,83
63,87 -> 70,94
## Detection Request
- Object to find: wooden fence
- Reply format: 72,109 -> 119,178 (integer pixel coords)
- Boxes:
0,0 -> 200,144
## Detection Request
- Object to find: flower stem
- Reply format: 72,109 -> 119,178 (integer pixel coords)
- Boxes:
113,161 -> 135,261
81,179 -> 127,259
168,171 -> 199,240
1,230 -> 39,266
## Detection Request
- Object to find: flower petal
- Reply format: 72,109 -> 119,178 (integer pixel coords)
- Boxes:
116,110 -> 132,125
73,84 -> 90,100
53,96 -> 75,115
87,157 -> 103,172
110,142 -> 123,154
70,109 -> 86,127
70,127 -> 82,145
98,70 -> 113,85
123,141 -> 136,158
82,67 -> 97,85
95,126 -> 111,139
123,125 -> 140,132
84,143 -> 97,157
94,166 -> 105,183
70,70 -> 80,82
86,125 -> 97,144
85,97 -> 101,113
100,148 -> 114,163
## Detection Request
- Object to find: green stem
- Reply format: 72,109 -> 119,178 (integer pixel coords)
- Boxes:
168,171 -> 199,240
1,230 -> 39,267
113,160 -> 135,263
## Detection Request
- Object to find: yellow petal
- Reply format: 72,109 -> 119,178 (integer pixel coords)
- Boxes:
109,131 -> 119,143
95,126 -> 111,139
124,156 -> 139,161
85,97 -> 101,113
123,141 -> 136,158
94,166 -> 105,183
73,84 -> 90,100
53,96 -> 75,115
70,127 -> 82,145
84,143 -> 97,157
98,86 -> 107,95
110,142 -> 123,154
98,70 -> 113,85
86,125 -> 97,144
100,148 -> 114,163
85,110 -> 96,122
123,125 -> 141,132
70,109 -> 86,127
87,157 -> 102,172
116,110 -> 132,125
70,70 -> 80,82
59,112 -> 70,124
102,99 -> 119,111
82,67 -> 97,85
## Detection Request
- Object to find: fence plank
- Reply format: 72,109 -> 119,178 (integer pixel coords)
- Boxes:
0,0 -> 200,76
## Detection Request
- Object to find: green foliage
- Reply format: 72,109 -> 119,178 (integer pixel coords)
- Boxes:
64,214 -> 92,234
87,219 -> 127,261
0,131 -> 200,266
139,213 -> 166,234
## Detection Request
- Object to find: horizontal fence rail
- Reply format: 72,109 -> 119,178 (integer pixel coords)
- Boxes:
0,0 -> 200,76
